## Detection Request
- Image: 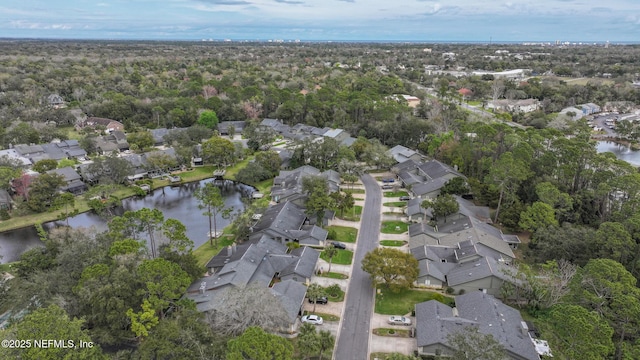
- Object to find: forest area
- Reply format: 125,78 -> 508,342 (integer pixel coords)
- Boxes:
1,40 -> 640,359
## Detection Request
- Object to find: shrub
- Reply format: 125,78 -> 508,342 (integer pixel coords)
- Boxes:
445,287 -> 455,295
328,229 -> 337,240
0,208 -> 10,220
458,289 -> 466,295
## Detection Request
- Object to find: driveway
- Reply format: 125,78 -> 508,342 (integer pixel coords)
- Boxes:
334,174 -> 382,360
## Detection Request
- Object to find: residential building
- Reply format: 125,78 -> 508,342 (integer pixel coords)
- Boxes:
217,121 -> 246,136
47,94 -> 65,109
411,241 -> 516,296
415,291 -> 540,360
387,145 -> 422,164
408,215 -> 517,259
77,117 -> 125,133
0,189 -> 12,210
487,99 -> 540,113
186,235 -> 319,332
46,167 -> 87,194
249,201 -> 328,247
271,165 -> 340,206
0,149 -> 32,167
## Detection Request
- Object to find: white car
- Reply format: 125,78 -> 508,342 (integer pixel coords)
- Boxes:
301,314 -> 324,325
388,316 -> 412,326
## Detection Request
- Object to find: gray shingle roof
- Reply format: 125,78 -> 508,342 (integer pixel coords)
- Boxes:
271,280 -> 307,323
417,160 -> 465,180
416,292 -> 540,360
280,246 -> 319,279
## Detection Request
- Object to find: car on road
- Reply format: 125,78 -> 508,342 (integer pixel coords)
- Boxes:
308,296 -> 328,304
302,314 -> 324,325
399,196 -> 411,201
331,241 -> 346,249
388,316 -> 412,326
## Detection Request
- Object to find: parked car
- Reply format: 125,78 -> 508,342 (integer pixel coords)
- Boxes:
381,184 -> 393,189
388,316 -> 412,326
301,314 -> 324,325
331,241 -> 346,249
308,296 -> 328,304
382,178 -> 395,183
399,196 -> 411,201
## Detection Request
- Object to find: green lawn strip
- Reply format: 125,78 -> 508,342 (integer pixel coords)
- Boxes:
345,188 -> 365,194
0,262 -> 16,272
0,197 -> 92,232
193,232 -> 236,266
223,157 -> 253,180
318,272 -> 349,280
383,201 -> 407,207
372,328 -> 412,337
336,205 -> 362,221
380,221 -> 409,234
383,191 -> 409,198
326,225 -> 358,243
370,353 -> 412,360
379,240 -> 406,247
325,287 -> 345,302
303,311 -> 340,322
320,249 -> 353,265
375,287 -> 454,315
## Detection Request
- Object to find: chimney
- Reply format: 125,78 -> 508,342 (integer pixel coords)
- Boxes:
520,321 -> 529,337
199,281 -> 206,294
227,245 -> 232,257
452,307 -> 459,317
232,242 -> 237,253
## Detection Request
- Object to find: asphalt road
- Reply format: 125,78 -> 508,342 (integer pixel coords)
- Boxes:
334,174 -> 382,360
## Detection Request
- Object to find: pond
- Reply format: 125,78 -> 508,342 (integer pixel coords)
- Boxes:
0,179 -> 253,263
596,140 -> 640,166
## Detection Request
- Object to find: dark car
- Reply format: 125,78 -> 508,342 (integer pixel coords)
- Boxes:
308,296 -> 328,304
331,241 -> 346,249
382,178 -> 395,183
399,196 -> 411,201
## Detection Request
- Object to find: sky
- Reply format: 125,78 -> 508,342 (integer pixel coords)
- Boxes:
1,0 -> 640,42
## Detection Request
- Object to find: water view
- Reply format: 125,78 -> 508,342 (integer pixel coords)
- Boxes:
0,179 -> 253,263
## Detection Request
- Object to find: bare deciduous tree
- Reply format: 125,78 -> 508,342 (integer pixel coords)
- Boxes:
205,284 -> 290,336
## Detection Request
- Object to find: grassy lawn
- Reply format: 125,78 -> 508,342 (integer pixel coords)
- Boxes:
254,178 -> 273,193
326,225 -> 358,243
371,353 -> 413,360
345,188 -> 365,194
380,221 -> 409,234
337,205 -> 362,221
383,201 -> 406,207
320,249 -> 353,265
193,232 -> 236,266
325,286 -> 345,302
0,262 -> 16,272
372,328 -> 412,337
224,157 -> 253,180
318,272 -> 349,280
375,287 -> 454,315
0,197 -> 92,232
383,191 -> 408,198
380,240 -> 406,247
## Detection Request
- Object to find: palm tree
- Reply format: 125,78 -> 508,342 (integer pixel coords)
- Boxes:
324,245 -> 339,274
317,329 -> 335,360
298,323 -> 320,360
306,283 -> 325,313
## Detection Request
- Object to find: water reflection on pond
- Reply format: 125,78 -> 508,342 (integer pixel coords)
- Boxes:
0,179 -> 253,263
596,141 -> 640,166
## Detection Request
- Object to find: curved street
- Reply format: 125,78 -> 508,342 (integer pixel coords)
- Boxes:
334,174 -> 381,360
